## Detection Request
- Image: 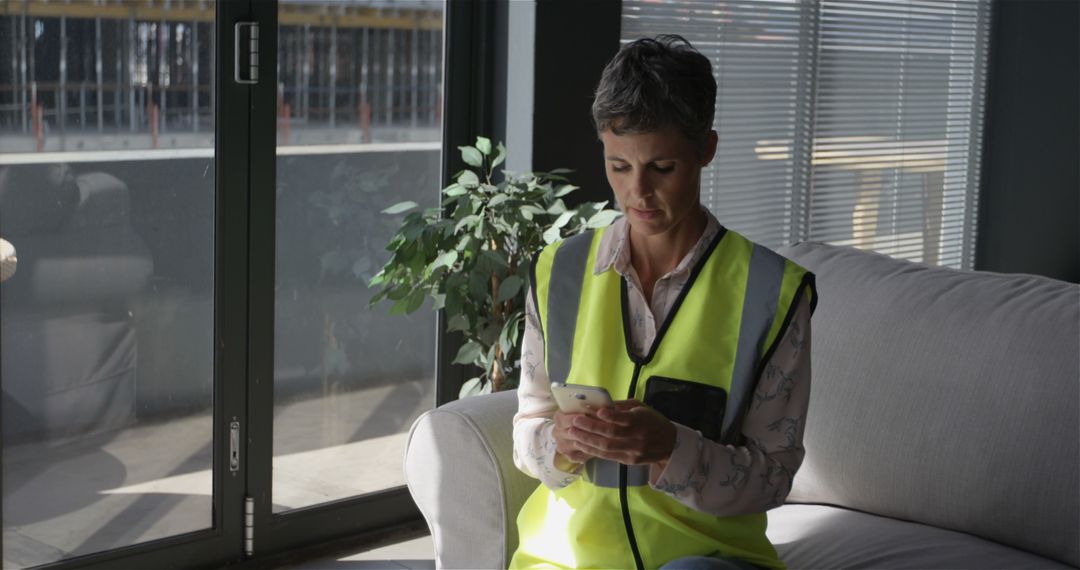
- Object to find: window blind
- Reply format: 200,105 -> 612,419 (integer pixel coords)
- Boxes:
620,0 -> 991,269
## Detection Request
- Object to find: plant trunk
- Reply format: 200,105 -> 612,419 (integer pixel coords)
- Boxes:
489,258 -> 505,392
490,349 -> 505,392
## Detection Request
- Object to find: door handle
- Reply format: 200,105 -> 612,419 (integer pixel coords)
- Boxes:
234,22 -> 259,84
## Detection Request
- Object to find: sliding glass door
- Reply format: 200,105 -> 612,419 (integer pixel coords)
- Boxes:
0,1 -> 246,568
0,1 -> 218,565
271,1 -> 443,514
0,1 -> 449,567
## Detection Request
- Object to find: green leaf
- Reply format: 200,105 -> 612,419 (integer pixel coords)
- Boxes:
469,270 -> 490,301
443,184 -> 467,197
521,205 -> 547,217
447,313 -> 470,332
455,214 -> 481,234
499,328 -> 513,357
459,377 -> 492,398
460,146 -> 484,167
548,167 -> 574,174
497,275 -> 523,302
445,289 -> 465,317
551,211 -> 575,230
386,285 -> 410,301
554,184 -> 579,198
458,170 -> 480,187
432,250 -> 458,271
492,142 -> 507,169
543,225 -> 563,245
382,201 -> 418,215
499,313 -> 525,355
512,312 -> 523,342
478,323 -> 502,346
390,290 -> 424,316
401,220 -> 426,241
475,137 -> 492,155
483,343 -> 498,369
407,290 -> 426,312
407,249 -> 426,276
487,193 -> 510,208
480,249 -> 509,269
452,341 -> 483,365
368,289 -> 387,307
586,209 -> 622,229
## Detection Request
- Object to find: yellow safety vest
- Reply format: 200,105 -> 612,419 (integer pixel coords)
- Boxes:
511,225 -> 816,570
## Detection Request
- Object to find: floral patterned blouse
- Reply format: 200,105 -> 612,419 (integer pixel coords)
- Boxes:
512,207 -> 813,516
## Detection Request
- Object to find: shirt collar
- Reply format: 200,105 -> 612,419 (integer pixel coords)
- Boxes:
593,206 -> 721,277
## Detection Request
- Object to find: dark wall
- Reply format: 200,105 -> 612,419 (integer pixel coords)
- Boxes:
532,0 -> 622,206
976,0 -> 1080,282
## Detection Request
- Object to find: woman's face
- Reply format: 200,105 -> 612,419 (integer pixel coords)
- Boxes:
600,124 -> 718,239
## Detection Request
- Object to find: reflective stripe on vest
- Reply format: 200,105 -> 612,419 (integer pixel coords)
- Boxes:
722,243 -> 788,443
546,231 -> 593,388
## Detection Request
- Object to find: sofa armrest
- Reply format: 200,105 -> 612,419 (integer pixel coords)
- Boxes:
404,390 -> 538,569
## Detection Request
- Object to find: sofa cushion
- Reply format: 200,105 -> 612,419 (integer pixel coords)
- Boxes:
768,504 -> 1070,569
777,242 -> 1080,567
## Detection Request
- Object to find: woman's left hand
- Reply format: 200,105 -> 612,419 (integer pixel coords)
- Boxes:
565,400 -> 676,466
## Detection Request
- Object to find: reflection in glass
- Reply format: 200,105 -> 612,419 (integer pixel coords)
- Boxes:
0,2 -> 215,566
272,0 -> 444,512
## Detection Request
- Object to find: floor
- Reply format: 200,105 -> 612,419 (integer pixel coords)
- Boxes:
2,379 -> 434,568
283,534 -> 435,570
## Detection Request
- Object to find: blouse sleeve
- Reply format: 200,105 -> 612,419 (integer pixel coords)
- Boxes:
511,288 -> 583,489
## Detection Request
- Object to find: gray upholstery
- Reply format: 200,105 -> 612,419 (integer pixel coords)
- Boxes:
777,242 -> 1079,567
769,504 -> 1074,569
404,242 -> 1080,569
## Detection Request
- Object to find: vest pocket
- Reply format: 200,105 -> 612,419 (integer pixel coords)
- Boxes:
644,376 -> 727,441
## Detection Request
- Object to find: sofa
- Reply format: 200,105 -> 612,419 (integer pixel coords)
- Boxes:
404,241 -> 1079,569
0,163 -> 153,442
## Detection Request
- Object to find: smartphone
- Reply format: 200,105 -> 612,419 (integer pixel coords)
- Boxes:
551,383 -> 614,414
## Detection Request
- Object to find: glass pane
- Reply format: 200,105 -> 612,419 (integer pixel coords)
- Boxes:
273,0 -> 443,512
1,3 -> 216,567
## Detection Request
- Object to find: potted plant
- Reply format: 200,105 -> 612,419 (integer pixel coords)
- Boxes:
369,137 -> 620,397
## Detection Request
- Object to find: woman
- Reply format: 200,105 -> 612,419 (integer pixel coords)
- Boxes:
511,35 -> 817,570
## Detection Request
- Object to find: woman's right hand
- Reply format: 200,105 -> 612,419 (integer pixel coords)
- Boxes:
552,410 -> 593,469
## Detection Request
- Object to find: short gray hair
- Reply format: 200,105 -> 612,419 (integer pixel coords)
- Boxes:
592,35 -> 716,150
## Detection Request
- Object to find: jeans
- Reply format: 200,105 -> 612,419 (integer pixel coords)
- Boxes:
659,554 -> 766,570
